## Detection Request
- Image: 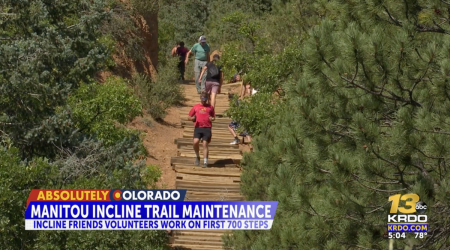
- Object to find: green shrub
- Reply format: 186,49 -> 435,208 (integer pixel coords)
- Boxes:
142,164 -> 162,188
130,58 -> 184,120
68,77 -> 142,145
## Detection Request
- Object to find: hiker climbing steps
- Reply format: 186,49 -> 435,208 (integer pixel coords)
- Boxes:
170,83 -> 244,250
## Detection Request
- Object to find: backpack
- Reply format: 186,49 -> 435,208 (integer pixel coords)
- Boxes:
208,63 -> 220,78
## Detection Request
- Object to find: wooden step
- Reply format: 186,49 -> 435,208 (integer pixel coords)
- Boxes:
177,144 -> 240,150
183,101 -> 230,107
176,180 -> 240,188
183,127 -> 233,133
170,244 -> 224,250
176,184 -> 240,192
180,107 -> 229,115
184,93 -> 229,98
184,197 -> 243,201
182,128 -> 234,135
175,147 -> 241,153
174,230 -> 230,235
181,117 -> 232,123
173,164 -> 239,170
172,239 -> 223,246
182,123 -> 234,130
176,172 -> 241,180
175,168 -> 241,177
177,151 -> 242,160
175,138 -> 237,145
185,192 -> 244,201
178,146 -> 240,153
186,191 -> 243,198
174,235 -> 223,243
182,133 -> 235,140
178,145 -> 239,151
186,190 -> 241,195
176,173 -> 241,183
171,157 -> 240,166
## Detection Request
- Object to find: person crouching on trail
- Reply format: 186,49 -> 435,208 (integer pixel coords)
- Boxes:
188,92 -> 215,168
199,54 -> 222,108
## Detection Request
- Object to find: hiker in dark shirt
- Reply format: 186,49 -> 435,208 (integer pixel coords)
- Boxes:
199,54 -> 222,108
176,42 -> 189,81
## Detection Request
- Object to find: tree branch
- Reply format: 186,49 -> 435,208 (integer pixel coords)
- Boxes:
365,201 -> 390,214
354,178 -> 407,193
351,173 -> 401,185
414,128 -> 450,135
340,74 -> 420,106
383,6 -> 402,26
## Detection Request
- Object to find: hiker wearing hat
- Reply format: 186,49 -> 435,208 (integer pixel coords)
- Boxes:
198,54 -> 222,108
188,92 -> 215,168
185,36 -> 210,94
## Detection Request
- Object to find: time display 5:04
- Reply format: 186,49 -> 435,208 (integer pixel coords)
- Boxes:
388,232 -> 406,239
388,232 -> 428,239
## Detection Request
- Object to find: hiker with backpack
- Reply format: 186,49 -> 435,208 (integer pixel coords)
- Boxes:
185,36 -> 210,94
199,54 -> 222,108
188,92 -> 215,168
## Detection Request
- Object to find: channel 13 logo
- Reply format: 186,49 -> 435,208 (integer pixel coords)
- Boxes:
388,194 -> 427,223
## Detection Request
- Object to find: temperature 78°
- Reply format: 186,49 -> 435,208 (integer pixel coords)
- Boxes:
415,232 -> 427,238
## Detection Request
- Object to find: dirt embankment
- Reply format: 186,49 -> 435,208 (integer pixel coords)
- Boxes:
97,4 -> 182,188
99,1 -> 158,81
128,108 -> 182,189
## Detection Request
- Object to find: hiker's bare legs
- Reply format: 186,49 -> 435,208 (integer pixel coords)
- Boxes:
245,84 -> 252,96
193,138 -> 200,156
228,125 -> 237,137
202,139 -> 209,160
210,92 -> 217,108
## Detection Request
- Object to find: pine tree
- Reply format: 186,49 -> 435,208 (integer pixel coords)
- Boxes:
0,0 -> 110,158
228,0 -> 450,249
0,1 -> 170,249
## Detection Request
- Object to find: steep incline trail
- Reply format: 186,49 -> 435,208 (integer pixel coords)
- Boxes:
170,81 -> 245,250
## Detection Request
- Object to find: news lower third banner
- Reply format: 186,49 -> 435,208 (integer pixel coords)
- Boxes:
25,189 -> 278,230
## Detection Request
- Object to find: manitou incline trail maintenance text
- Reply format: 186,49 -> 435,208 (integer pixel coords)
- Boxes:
30,204 -> 273,219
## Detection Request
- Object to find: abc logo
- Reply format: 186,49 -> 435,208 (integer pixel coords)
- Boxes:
389,194 -> 427,214
415,201 -> 427,214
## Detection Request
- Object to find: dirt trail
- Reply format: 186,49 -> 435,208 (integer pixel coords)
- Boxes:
169,81 -> 248,250
129,78 -> 253,249
128,80 -> 246,189
128,92 -> 185,189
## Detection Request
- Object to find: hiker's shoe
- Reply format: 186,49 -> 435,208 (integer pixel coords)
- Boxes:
202,163 -> 208,168
194,157 -> 200,166
230,139 -> 240,145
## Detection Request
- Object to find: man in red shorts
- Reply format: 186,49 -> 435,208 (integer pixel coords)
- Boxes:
188,92 -> 215,167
